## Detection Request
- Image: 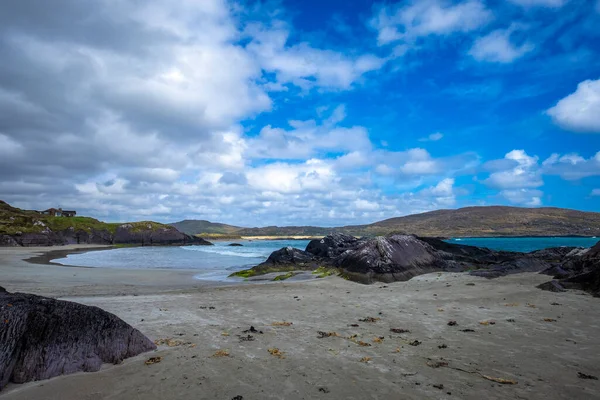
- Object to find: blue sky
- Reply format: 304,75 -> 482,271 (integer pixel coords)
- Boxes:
0,0 -> 599,225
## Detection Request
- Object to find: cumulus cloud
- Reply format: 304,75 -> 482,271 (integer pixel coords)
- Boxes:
484,150 -> 543,189
547,79 -> 600,133
246,24 -> 386,90
542,151 -> 600,180
372,0 -> 492,46
469,26 -> 534,63
418,178 -> 456,206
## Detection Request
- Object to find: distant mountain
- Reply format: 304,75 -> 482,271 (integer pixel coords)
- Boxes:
173,206 -> 600,238
354,206 -> 600,237
169,220 -> 242,236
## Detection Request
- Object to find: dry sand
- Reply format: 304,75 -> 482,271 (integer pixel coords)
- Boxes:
1,246 -> 599,400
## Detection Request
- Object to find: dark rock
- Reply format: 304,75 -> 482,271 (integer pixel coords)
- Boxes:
540,265 -> 571,279
306,233 -> 363,258
0,289 -> 156,389
337,235 -> 446,283
228,243 -> 243,247
537,280 -> 566,293
540,241 -> 600,297
264,246 -> 316,266
0,235 -> 19,246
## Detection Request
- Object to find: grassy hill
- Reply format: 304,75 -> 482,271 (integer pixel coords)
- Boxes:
172,206 -> 600,238
0,200 -> 174,236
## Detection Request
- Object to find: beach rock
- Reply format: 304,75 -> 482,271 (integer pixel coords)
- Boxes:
306,233 -> 363,258
337,235 -> 445,283
265,246 -> 315,265
0,289 -> 156,389
537,241 -> 600,296
228,243 -> 243,247
0,235 -> 19,246
537,280 -> 566,293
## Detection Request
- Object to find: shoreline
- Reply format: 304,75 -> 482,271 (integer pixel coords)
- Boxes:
1,242 -> 600,399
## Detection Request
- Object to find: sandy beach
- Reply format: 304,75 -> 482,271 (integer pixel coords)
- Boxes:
1,246 -> 599,400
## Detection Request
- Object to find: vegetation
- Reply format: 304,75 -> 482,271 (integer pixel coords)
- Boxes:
229,265 -> 298,278
312,266 -> 337,278
273,272 -> 299,281
0,200 -> 175,236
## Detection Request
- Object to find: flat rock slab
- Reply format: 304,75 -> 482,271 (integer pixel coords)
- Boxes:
0,287 -> 156,389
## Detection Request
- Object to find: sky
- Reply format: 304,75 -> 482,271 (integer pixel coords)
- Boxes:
0,0 -> 599,226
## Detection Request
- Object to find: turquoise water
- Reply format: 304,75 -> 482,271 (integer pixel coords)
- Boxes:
52,237 -> 598,281
444,237 -> 598,253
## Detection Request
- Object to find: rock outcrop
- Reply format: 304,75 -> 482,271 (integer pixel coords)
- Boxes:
538,241 -> 600,296
251,233 -> 600,294
0,288 -> 156,389
3,225 -> 212,247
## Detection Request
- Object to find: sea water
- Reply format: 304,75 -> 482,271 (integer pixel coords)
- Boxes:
445,237 -> 598,253
52,240 -> 311,281
52,237 -> 598,281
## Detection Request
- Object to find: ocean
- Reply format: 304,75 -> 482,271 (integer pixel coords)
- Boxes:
52,237 -> 599,281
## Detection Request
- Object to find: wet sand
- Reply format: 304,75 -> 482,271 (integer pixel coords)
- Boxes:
1,246 -> 599,399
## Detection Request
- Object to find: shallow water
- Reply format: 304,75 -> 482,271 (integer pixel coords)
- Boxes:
53,240 -> 311,281
52,237 -> 598,282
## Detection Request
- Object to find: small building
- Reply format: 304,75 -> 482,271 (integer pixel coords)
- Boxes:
41,208 -> 60,216
40,208 -> 76,217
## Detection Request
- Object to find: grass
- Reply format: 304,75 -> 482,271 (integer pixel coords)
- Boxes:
0,200 -> 174,237
229,265 -> 298,278
312,266 -> 338,278
273,271 -> 299,281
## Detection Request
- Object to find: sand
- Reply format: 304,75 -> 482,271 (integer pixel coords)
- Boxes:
1,246 -> 599,399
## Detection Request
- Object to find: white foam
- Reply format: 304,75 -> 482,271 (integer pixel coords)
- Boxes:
180,246 -> 266,258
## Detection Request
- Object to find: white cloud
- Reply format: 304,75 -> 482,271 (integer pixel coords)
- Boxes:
372,0 -> 492,46
547,79 -> 600,133
247,106 -> 372,160
542,151 -> 600,180
501,189 -> 543,206
507,0 -> 567,8
419,178 -> 456,206
484,150 -> 543,189
469,25 -> 534,63
419,132 -> 444,141
246,24 -> 386,90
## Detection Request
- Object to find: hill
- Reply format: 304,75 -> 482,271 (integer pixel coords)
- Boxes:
353,206 -> 600,237
170,220 -> 242,236
172,206 -> 600,238
0,201 -> 210,247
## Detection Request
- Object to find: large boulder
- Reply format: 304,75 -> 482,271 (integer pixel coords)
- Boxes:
265,246 -> 316,266
306,233 -> 363,258
538,240 -> 600,297
0,289 -> 156,389
336,235 -> 447,283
